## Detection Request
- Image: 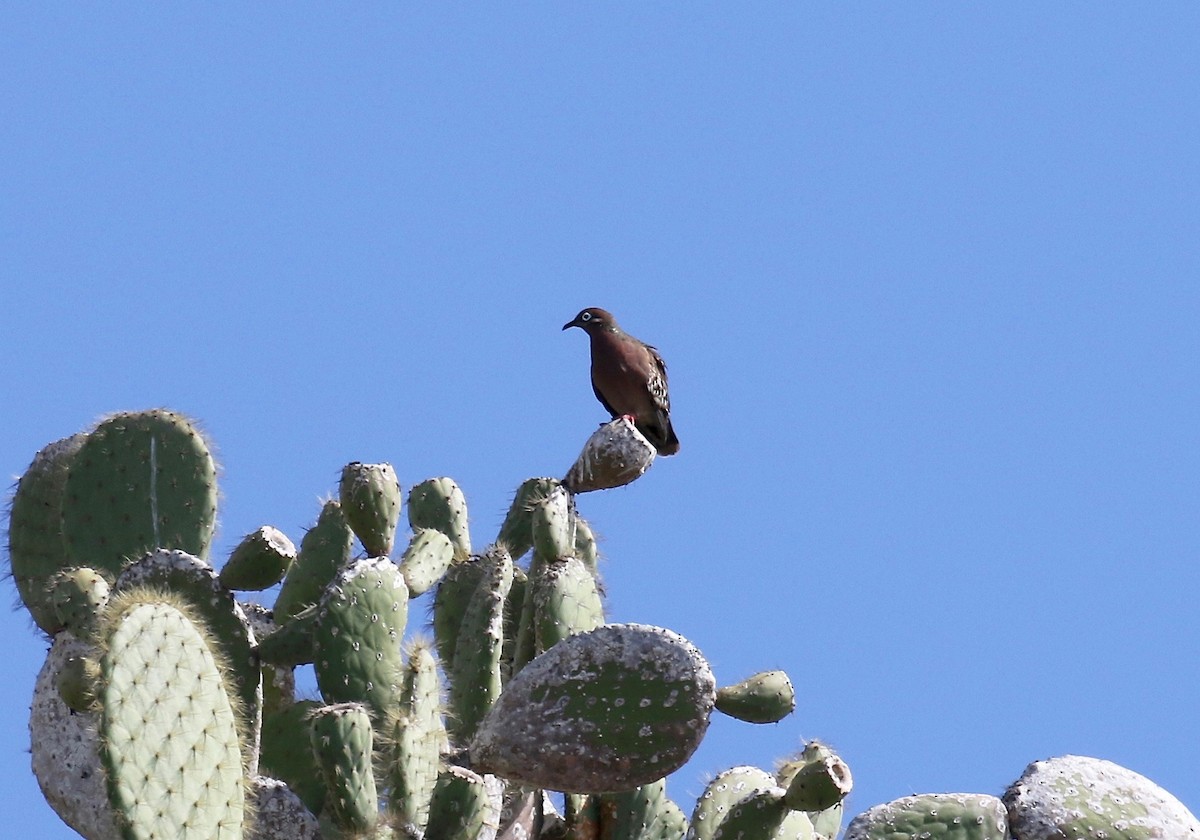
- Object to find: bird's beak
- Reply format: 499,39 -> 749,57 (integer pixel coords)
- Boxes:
562,319 -> 578,331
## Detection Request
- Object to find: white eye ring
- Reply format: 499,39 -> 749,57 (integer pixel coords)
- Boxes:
581,312 -> 592,321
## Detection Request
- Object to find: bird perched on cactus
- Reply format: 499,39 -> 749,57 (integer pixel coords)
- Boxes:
563,307 -> 680,456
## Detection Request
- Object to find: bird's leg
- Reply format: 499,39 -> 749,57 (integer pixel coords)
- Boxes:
620,413 -> 638,424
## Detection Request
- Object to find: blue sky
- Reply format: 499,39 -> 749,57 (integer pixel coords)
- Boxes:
3,5 -> 1198,836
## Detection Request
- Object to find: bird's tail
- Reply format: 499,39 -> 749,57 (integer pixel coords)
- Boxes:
654,420 -> 680,456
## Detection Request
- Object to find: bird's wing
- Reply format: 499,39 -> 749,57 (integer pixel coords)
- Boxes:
644,343 -> 671,414
591,378 -> 619,418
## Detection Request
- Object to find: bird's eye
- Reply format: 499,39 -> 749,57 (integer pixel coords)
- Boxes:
581,312 -> 592,321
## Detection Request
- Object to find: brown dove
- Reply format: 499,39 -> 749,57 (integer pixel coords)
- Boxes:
563,307 -> 679,456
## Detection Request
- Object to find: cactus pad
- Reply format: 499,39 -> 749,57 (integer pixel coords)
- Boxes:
470,623 -> 716,793
339,461 -> 402,557
447,547 -> 514,744
313,557 -> 408,721
424,766 -> 498,840
219,527 -> 296,591
599,780 -> 689,840
8,433 -> 87,633
563,418 -> 657,493
408,477 -> 471,558
1002,755 -> 1200,839
715,670 -> 796,724
99,593 -> 245,839
273,499 -> 354,622
496,477 -> 562,560
62,410 -> 218,575
48,566 -> 110,641
389,641 -> 447,833
399,528 -> 455,597
308,703 -> 379,834
844,793 -> 1007,840
115,549 -> 262,767
688,766 -> 778,840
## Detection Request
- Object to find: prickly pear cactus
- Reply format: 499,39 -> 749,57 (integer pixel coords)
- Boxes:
389,641 -> 447,834
309,703 -> 379,835
219,526 -> 296,591
1002,755 -> 1200,840
8,433 -> 86,633
16,408 -> 1196,840
98,591 -> 245,839
313,557 -> 408,722
274,499 -> 354,622
48,566 -> 110,641
714,670 -> 795,725
424,766 -> 499,840
446,546 -> 513,744
497,477 -> 562,559
688,766 -> 778,840
777,742 -> 848,839
844,794 -> 1007,840
62,410 -> 218,574
339,461 -> 402,557
398,527 -> 455,597
470,623 -> 716,792
597,779 -> 689,840
408,476 -> 471,558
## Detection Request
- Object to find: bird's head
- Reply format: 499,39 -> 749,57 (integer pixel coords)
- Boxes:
562,307 -> 617,333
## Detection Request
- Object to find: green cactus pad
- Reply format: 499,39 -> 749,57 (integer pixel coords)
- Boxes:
714,670 -> 795,724
260,699 -> 326,818
308,703 -> 379,835
599,779 -> 689,840
432,556 -> 486,671
777,742 -> 847,838
1002,755 -> 1200,840
274,499 -> 354,622
533,555 -> 605,652
424,766 -> 497,840
531,485 -> 574,561
496,477 -> 562,560
256,603 -> 318,668
339,461 -> 402,557
7,433 -> 87,633
399,528 -> 455,597
447,547 -> 514,744
62,410 -> 218,575
115,549 -> 262,765
98,592 -> 245,839
56,653 -> 101,713
313,557 -> 408,722
408,477 -> 471,558
689,766 -> 779,840
220,526 -> 296,591
502,565 -> 530,676
48,566 -> 110,641
470,623 -> 716,793
844,793 -> 1007,840
782,752 -> 852,813
389,641 -> 447,833
711,787 -> 813,840
574,515 -> 600,577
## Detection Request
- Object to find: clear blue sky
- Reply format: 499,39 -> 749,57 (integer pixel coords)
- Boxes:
4,5 -> 1198,836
